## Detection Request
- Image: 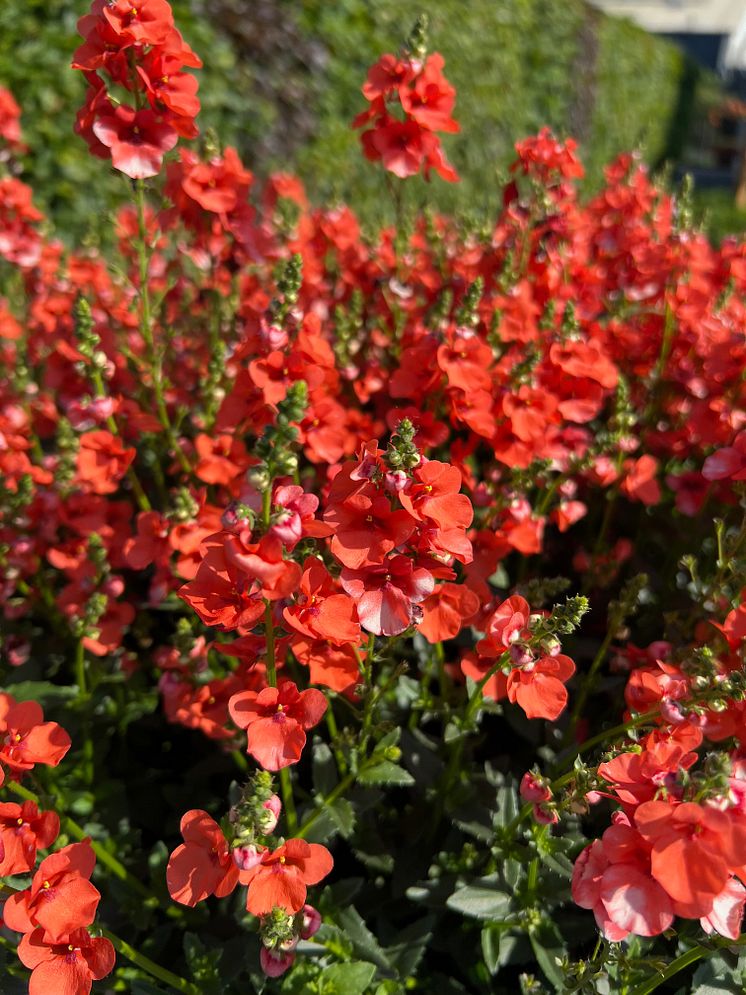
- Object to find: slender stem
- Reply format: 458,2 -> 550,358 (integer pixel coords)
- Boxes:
441,651 -> 511,797
75,638 -> 87,697
296,770 -> 357,840
280,767 -> 298,835
74,640 -> 94,787
133,179 -> 191,475
264,601 -> 277,688
90,365 -> 151,511
562,622 -> 618,747
627,937 -> 746,995
231,749 -> 249,773
102,927 -> 201,995
325,705 -> 348,776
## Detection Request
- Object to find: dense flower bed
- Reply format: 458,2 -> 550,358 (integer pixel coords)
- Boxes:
1,3 -> 746,993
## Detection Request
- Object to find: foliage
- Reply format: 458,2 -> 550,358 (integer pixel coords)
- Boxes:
0,0 -> 713,238
1,4 -> 746,995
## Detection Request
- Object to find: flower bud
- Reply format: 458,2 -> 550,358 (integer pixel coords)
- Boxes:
259,947 -> 295,978
520,771 -> 551,804
300,904 -> 322,939
532,803 -> 559,825
232,844 -> 264,871
259,794 -> 282,835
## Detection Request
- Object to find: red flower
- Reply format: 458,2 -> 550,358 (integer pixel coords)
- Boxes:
506,654 -> 576,721
0,694 -> 72,782
324,478 -> 415,570
123,511 -> 170,570
76,430 -> 135,495
418,582 -> 480,643
3,841 -> 101,942
229,680 -> 327,771
477,595 -> 532,655
290,637 -> 362,694
101,0 -> 175,46
92,106 -> 177,180
283,557 -> 360,646
620,455 -> 661,506
703,432 -> 746,481
400,460 -> 473,532
635,800 -> 746,917
341,555 -> 434,637
166,809 -> 239,907
0,801 -> 60,876
179,532 -> 301,631
399,53 -> 459,134
242,838 -> 333,915
18,927 -> 115,995
572,822 -> 674,940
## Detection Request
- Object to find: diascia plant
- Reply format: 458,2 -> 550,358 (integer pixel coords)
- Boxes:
1,3 -> 746,992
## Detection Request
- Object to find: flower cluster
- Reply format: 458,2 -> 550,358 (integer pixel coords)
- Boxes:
167,774 -> 331,978
2,2 -> 746,990
353,19 -> 459,182
0,695 -> 114,994
72,0 -> 201,178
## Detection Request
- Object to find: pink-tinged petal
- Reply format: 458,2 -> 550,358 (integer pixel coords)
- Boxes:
701,877 -> 746,940
600,863 -> 674,936
571,840 -> 606,909
357,585 -> 411,637
703,448 -> 744,481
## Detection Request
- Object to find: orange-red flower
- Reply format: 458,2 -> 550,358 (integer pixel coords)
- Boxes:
229,680 -> 327,771
0,694 -> 71,784
166,809 -> 239,907
3,841 -> 101,942
18,926 -> 115,995
0,801 -> 59,876
283,557 -> 360,646
242,838 -> 333,915
506,654 -> 576,721
76,430 -> 135,495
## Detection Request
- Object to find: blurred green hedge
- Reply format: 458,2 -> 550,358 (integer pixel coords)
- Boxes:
0,0 -> 708,236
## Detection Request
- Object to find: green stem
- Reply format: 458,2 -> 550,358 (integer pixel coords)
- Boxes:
296,769 -> 357,840
74,640 -> 95,787
441,651 -> 511,800
75,638 -> 87,697
325,705 -> 348,776
627,938 -> 746,995
102,927 -> 201,995
279,767 -> 298,835
562,621 -> 618,747
264,601 -> 277,688
133,179 -> 191,476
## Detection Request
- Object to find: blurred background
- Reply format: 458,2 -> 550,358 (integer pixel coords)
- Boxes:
2,0 -> 745,241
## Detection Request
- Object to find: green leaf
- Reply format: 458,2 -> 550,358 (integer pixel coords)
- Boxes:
358,760 -> 414,787
446,877 -> 512,921
313,740 -> 338,796
3,680 -> 77,704
529,921 -> 567,991
317,961 -> 376,995
481,924 -> 502,975
335,907 -> 393,972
